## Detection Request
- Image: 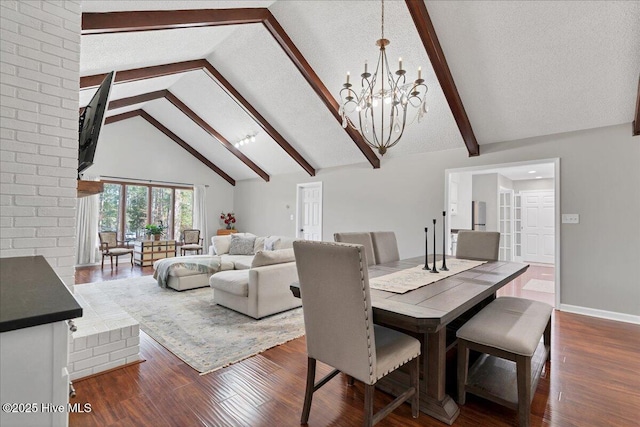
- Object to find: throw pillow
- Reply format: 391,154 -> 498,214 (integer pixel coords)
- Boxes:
274,236 -> 296,250
212,235 -> 232,255
264,236 -> 280,251
228,234 -> 256,255
254,236 -> 266,253
251,248 -> 295,268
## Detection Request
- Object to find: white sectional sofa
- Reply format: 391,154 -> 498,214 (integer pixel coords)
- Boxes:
153,233 -> 301,318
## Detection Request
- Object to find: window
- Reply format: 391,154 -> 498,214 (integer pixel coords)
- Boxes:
99,181 -> 193,242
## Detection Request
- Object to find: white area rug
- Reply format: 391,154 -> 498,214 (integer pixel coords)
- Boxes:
75,276 -> 305,374
522,279 -> 555,294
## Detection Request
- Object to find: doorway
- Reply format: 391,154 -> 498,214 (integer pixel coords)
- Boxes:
296,182 -> 323,241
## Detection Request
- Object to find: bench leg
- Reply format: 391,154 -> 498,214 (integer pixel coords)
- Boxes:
516,354 -> 532,427
457,339 -> 469,405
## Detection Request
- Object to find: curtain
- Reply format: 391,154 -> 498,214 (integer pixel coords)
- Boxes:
76,192 -> 100,266
193,185 -> 208,248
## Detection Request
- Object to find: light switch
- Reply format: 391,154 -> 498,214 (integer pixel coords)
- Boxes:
290,214 -> 294,221
562,214 -> 579,224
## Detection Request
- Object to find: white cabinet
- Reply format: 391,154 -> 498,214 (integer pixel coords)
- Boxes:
0,321 -> 70,427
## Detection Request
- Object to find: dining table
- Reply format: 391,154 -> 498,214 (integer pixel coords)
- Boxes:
290,255 -> 529,425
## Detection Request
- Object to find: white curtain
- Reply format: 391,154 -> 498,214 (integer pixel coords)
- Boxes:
193,185 -> 208,247
76,192 -> 100,266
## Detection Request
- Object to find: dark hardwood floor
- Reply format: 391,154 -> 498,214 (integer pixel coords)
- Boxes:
71,264 -> 640,427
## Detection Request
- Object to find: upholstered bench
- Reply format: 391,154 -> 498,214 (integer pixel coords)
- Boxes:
457,297 -> 552,427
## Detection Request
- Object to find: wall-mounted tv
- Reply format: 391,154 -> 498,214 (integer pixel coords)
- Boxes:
78,71 -> 115,177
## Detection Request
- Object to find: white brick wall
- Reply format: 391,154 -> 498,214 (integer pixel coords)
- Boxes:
0,0 -> 80,286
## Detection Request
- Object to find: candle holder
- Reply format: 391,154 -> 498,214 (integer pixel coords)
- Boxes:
422,227 -> 430,270
441,211 -> 449,271
430,219 -> 439,274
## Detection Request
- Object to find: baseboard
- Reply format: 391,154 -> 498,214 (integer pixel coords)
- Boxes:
560,304 -> 640,325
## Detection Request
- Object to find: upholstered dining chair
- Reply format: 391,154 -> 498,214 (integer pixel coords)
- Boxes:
370,231 -> 400,264
98,231 -> 133,269
293,240 -> 420,426
455,231 -> 501,261
180,229 -> 203,256
333,232 -> 377,266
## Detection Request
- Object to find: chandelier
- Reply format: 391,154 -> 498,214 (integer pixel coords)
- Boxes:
339,0 -> 428,156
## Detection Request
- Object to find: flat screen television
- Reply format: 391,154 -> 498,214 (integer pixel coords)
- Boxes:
78,71 -> 115,177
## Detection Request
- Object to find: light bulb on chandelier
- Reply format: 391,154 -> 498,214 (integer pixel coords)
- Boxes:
338,0 -> 428,156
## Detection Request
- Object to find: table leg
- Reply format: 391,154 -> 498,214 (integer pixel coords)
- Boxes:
420,327 -> 460,425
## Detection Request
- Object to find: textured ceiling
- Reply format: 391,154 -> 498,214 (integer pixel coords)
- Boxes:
80,0 -> 640,184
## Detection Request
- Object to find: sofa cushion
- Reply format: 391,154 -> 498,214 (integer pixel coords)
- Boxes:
209,270 -> 250,297
274,236 -> 295,250
251,248 -> 295,268
219,255 -> 254,270
211,235 -> 231,255
229,234 -> 256,255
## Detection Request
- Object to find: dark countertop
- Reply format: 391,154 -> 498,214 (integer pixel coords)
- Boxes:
0,256 -> 83,333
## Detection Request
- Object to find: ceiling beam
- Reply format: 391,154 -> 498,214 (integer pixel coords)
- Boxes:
164,91 -> 270,182
82,60 -> 316,176
633,75 -> 640,136
81,9 -> 380,169
104,90 -> 269,181
405,0 -> 480,157
103,109 -> 235,185
81,8 -> 268,35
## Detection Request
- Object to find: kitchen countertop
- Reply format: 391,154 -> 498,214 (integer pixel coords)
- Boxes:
0,256 -> 82,333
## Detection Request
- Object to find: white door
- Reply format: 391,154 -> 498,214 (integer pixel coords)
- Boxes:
296,182 -> 322,240
522,191 -> 554,264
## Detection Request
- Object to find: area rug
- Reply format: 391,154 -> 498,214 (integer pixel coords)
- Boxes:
522,278 -> 555,294
75,276 -> 305,374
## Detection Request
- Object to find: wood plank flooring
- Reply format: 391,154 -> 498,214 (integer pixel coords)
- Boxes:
70,265 -> 640,426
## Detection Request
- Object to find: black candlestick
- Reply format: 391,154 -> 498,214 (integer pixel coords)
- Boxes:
431,219 -> 439,273
422,227 -> 430,270
441,211 -> 449,271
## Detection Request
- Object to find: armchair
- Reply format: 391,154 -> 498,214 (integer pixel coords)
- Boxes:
180,229 -> 204,256
98,231 -> 133,269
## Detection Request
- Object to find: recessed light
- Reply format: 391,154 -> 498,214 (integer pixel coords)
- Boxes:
528,170 -> 536,174
535,176 -> 542,179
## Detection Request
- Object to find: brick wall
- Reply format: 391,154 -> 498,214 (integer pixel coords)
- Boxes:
0,0 -> 81,286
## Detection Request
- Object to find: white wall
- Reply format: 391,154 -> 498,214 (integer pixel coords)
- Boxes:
0,0 -> 80,287
234,124 -> 640,317
449,172 -> 472,230
515,178 -> 554,192
88,117 -> 235,247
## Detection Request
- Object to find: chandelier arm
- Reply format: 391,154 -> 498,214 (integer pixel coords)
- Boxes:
387,104 -> 410,149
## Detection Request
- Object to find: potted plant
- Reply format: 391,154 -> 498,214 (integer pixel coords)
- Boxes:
220,212 -> 236,230
145,223 -> 166,241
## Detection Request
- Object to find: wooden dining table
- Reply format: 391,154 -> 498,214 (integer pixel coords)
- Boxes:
290,255 -> 529,425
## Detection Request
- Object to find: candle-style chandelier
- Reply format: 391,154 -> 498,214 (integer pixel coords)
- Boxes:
339,0 -> 428,156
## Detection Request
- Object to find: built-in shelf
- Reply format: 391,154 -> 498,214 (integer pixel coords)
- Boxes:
77,180 -> 103,198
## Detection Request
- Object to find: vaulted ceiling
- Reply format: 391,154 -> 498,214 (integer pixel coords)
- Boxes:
80,1 -> 640,185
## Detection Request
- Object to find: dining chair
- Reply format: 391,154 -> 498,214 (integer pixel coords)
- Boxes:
333,232 -> 377,266
98,231 -> 134,269
455,231 -> 501,261
180,229 -> 203,256
293,240 -> 420,426
370,231 -> 400,264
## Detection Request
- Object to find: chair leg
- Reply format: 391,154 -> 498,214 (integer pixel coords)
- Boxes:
457,339 -> 469,405
516,354 -> 532,427
410,356 -> 419,418
130,252 -> 134,266
364,384 -> 375,427
101,254 -> 104,269
110,255 -> 114,270
301,357 -> 316,424
115,255 -> 119,267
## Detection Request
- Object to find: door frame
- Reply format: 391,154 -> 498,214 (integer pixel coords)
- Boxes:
295,181 -> 323,240
444,158 -> 560,308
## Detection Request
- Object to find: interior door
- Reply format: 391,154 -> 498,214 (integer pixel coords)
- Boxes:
296,182 -> 322,240
522,191 -> 554,264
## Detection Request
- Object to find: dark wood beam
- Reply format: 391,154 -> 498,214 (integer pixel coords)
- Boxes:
633,75 -> 640,136
200,62 -> 316,176
103,109 -> 235,185
262,12 -> 380,168
164,91 -> 270,182
139,111 -> 235,185
81,60 -> 204,89
82,8 -> 268,35
405,0 -> 480,157
83,61 -> 316,176
81,9 -> 380,169
107,89 -> 166,110
104,109 -> 142,125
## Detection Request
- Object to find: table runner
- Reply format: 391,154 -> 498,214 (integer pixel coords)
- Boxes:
369,258 -> 487,294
